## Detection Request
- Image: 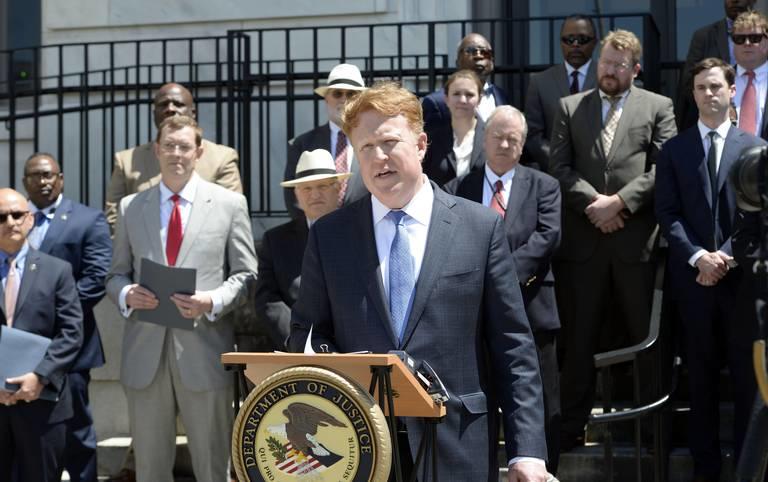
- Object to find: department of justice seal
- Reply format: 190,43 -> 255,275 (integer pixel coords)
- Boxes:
232,366 -> 391,482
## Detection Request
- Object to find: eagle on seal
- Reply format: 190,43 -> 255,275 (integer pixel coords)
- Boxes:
281,402 -> 347,465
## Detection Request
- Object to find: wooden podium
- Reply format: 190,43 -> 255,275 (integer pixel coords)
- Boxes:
222,352 -> 446,481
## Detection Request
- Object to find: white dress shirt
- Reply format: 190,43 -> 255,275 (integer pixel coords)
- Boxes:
476,82 -> 498,121
119,173 -> 221,319
27,194 -> 63,249
482,164 -> 516,209
452,126 -> 476,179
688,119 -> 732,267
734,61 -> 768,134
371,176 -> 433,296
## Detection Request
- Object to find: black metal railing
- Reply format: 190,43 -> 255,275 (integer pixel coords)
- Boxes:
0,13 -> 680,216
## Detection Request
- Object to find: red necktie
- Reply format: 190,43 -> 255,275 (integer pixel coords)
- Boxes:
335,131 -> 349,206
166,194 -> 183,266
739,71 -> 757,135
570,71 -> 580,95
490,180 -> 506,218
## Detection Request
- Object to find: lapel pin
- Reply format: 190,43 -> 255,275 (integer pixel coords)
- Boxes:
30,263 -> 37,272
61,214 -> 68,221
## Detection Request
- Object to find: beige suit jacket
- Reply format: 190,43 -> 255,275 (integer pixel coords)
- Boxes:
106,178 -> 257,391
105,139 -> 242,228
550,86 -> 677,262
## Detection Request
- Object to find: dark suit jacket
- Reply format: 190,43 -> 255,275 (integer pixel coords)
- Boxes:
254,217 -> 308,349
446,166 -> 561,332
423,117 -> 486,186
676,19 -> 730,131
550,87 -> 677,263
36,198 -> 111,371
422,83 -> 508,134
0,249 -> 83,423
656,125 -> 767,296
524,62 -> 597,172
283,123 -> 369,219
288,185 -> 546,480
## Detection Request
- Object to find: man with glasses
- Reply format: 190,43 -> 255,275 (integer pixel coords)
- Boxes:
105,82 -> 242,232
549,29 -> 677,451
525,14 -> 597,173
422,33 -> 509,133
283,63 -> 369,219
732,10 -> 768,139
0,188 -> 83,482
677,0 -> 757,130
106,115 -> 257,482
22,153 -> 112,482
256,149 -> 348,350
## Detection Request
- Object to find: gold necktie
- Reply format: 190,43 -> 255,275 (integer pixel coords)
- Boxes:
601,96 -> 622,155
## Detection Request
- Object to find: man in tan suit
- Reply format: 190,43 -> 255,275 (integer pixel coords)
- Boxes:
105,82 -> 242,230
549,29 -> 677,451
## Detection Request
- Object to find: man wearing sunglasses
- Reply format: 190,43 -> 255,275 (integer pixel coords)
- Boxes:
0,187 -> 83,482
525,14 -> 598,173
677,0 -> 757,131
283,63 -> 370,220
422,33 -> 509,139
22,153 -> 112,482
732,10 -> 768,140
105,82 -> 242,234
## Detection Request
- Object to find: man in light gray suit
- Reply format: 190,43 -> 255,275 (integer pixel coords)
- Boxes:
106,115 -> 257,482
525,14 -> 597,172
550,29 -> 677,450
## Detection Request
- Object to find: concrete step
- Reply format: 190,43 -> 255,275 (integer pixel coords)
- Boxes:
79,435 -> 195,481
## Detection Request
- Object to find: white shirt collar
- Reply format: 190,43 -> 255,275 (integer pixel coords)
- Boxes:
565,59 -> 592,77
484,164 -> 516,184
697,118 -> 731,141
736,61 -> 768,77
598,87 -> 631,102
160,172 -> 199,204
28,194 -> 62,217
329,121 -> 343,137
371,175 -> 433,226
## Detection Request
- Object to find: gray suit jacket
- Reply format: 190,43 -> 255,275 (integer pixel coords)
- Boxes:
550,87 -> 677,262
106,139 -> 242,229
525,62 -> 597,172
283,123 -> 369,219
106,178 -> 257,391
288,185 -> 546,481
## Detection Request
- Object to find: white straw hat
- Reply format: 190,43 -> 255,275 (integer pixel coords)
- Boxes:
314,63 -> 367,97
280,149 -> 352,187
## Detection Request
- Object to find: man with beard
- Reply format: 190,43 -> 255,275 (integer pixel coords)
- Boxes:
105,82 -> 242,231
525,14 -> 598,172
549,29 -> 677,451
676,0 -> 757,130
422,33 -> 509,131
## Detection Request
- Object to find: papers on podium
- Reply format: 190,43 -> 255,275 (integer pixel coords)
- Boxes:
138,258 -> 196,330
0,325 -> 56,400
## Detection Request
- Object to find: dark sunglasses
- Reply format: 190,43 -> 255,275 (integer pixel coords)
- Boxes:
461,46 -> 493,59
0,211 -> 28,223
330,90 -> 359,100
732,33 -> 767,45
561,35 -> 595,46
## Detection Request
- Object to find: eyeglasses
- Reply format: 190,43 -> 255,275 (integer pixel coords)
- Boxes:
330,90 -> 359,100
24,171 -> 61,182
159,142 -> 197,154
599,59 -> 633,72
561,35 -> 595,46
0,211 -> 28,223
732,33 -> 767,45
461,46 -> 493,59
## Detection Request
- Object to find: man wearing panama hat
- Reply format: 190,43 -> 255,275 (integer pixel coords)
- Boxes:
258,149 -> 350,349
283,63 -> 369,219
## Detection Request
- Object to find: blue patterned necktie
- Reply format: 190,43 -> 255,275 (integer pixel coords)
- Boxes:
388,210 -> 415,343
27,211 -> 48,249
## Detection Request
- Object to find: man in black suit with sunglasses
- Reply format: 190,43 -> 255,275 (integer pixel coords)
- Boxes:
525,14 -> 598,173
422,33 -> 509,135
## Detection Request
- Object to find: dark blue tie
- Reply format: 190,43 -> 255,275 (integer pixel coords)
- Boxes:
388,210 -> 415,343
